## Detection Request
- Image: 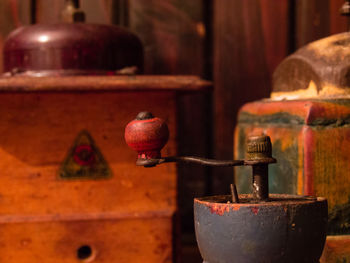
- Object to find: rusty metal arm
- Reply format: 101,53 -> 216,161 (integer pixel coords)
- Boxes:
125,112 -> 277,203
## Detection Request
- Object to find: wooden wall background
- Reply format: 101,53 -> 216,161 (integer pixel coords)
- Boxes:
0,0 -> 348,261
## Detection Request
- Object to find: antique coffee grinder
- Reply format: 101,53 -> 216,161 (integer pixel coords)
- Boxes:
125,112 -> 328,263
235,1 -> 350,262
0,1 -> 210,262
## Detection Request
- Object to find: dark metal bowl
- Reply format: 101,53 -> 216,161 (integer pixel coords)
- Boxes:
194,194 -> 327,263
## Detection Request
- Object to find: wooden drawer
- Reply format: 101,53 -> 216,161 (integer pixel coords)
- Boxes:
0,216 -> 173,263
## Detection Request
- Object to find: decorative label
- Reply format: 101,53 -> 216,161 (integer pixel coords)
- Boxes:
59,130 -> 111,180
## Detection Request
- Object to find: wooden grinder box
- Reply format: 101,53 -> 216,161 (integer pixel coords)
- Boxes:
0,75 -> 210,263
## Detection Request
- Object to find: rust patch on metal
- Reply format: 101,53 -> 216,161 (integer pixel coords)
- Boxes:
207,203 -> 230,216
251,207 -> 259,215
196,194 -> 321,207
202,201 -> 241,215
231,205 -> 240,211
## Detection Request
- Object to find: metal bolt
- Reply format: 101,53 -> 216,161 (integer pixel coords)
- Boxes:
246,135 -> 274,201
136,111 -> 154,120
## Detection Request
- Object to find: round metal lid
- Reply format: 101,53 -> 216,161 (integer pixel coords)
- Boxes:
3,23 -> 144,76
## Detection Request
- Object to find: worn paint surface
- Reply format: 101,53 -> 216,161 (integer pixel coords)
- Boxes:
236,98 -> 350,261
310,126 -> 350,228
238,99 -> 350,126
235,126 -> 300,195
125,115 -> 169,160
236,99 -> 350,229
328,199 -> 350,235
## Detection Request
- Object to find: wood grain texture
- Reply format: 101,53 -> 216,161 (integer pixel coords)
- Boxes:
295,0 -> 330,48
0,91 -> 177,216
0,90 -> 178,262
213,0 -> 289,193
260,0 -> 290,77
128,0 -> 211,235
35,0 -> 64,23
295,0 -> 348,48
0,218 -> 173,262
321,235 -> 350,263
0,75 -> 211,92
128,0 -> 205,75
2,1 -> 211,261
0,0 -> 31,73
35,0 -> 112,24
330,0 -> 349,34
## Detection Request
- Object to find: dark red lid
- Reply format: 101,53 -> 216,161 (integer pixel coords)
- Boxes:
3,23 -> 144,76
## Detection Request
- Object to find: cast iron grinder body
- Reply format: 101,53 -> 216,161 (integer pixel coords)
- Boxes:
195,195 -> 327,263
125,112 -> 328,263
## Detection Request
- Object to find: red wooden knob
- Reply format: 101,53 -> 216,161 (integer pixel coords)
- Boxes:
125,112 -> 169,160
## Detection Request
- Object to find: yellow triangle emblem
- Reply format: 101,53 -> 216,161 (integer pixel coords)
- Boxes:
59,130 -> 111,180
